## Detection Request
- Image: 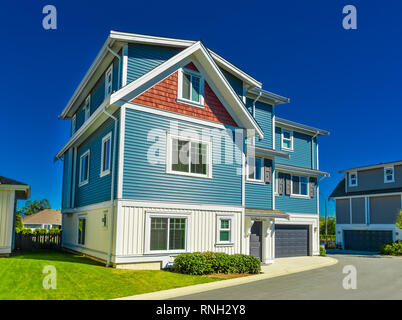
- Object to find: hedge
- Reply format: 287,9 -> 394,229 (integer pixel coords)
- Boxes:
173,252 -> 261,275
381,241 -> 402,256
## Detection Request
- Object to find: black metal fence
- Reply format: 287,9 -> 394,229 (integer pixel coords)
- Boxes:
14,232 -> 62,250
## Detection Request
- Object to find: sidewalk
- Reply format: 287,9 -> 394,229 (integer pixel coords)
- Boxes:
115,256 -> 338,300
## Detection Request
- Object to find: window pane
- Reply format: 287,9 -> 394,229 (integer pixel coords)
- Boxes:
283,131 -> 290,139
182,73 -> 191,100
300,177 -> 308,195
78,218 -> 86,245
255,158 -> 263,181
283,139 -> 291,149
171,139 -> 189,173
292,176 -> 300,194
103,139 -> 110,171
190,142 -> 207,175
221,219 -> 230,229
220,231 -> 230,242
247,156 -> 255,179
169,218 -> 186,250
191,76 -> 200,102
150,218 -> 168,251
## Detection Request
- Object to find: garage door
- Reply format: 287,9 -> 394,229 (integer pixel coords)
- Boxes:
344,230 -> 393,252
275,224 -> 310,258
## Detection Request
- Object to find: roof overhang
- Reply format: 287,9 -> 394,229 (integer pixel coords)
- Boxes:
0,184 -> 30,199
111,41 -> 264,139
246,144 -> 290,159
339,161 -> 402,173
247,87 -> 290,105
59,31 -> 263,120
245,208 -> 290,220
275,163 -> 330,177
275,117 -> 330,136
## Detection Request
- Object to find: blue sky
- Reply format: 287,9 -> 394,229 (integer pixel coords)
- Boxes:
1,1 -> 401,215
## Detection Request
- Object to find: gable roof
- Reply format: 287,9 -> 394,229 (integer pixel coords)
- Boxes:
339,160 -> 402,173
329,176 -> 402,198
21,209 -> 61,225
110,41 -> 264,138
59,31 -> 264,120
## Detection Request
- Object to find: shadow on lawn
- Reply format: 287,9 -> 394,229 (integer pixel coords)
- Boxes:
11,249 -> 103,266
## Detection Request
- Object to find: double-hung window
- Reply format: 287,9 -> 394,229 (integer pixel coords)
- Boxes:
79,150 -> 90,186
247,156 -> 264,182
384,167 -> 394,183
281,129 -> 293,151
77,216 -> 86,245
217,216 -> 234,244
84,95 -> 90,122
291,175 -> 309,197
168,135 -> 211,178
105,65 -> 113,97
100,132 -> 112,177
349,172 -> 358,187
149,215 -> 187,252
178,69 -> 204,106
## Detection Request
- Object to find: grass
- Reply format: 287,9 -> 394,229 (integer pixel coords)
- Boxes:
0,250 -> 222,300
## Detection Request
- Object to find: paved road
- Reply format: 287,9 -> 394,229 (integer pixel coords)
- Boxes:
173,252 -> 402,300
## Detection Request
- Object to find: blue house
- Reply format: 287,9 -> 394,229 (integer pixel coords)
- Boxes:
56,31 -> 329,269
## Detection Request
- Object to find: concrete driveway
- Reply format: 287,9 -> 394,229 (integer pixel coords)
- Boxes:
174,252 -> 402,300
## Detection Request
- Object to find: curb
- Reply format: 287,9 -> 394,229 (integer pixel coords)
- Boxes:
115,256 -> 338,300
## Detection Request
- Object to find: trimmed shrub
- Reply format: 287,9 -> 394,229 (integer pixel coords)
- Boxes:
320,246 -> 326,256
173,252 -> 261,275
33,228 -> 41,235
49,228 -> 61,235
22,228 -> 32,235
381,241 -> 402,256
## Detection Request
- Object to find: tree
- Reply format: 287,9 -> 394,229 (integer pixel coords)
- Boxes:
396,210 -> 402,229
319,216 -> 335,235
15,214 -> 23,229
17,199 -> 51,216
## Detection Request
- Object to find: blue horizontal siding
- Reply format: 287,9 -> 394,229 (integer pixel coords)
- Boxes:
220,68 -> 243,99
127,44 -> 181,84
122,108 -> 242,206
275,193 -> 317,214
61,149 -> 73,209
275,126 -> 313,168
74,110 -> 120,207
245,98 -> 273,149
245,182 -> 272,209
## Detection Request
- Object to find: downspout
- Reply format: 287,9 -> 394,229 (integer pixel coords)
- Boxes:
106,46 -> 121,90
252,92 -> 262,142
103,107 -> 118,267
311,131 -> 319,169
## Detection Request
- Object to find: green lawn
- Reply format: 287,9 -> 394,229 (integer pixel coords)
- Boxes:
0,250 -> 222,300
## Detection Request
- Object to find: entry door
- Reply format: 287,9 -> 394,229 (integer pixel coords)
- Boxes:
250,221 -> 262,261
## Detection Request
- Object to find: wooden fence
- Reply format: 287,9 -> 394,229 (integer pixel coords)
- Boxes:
14,232 -> 62,251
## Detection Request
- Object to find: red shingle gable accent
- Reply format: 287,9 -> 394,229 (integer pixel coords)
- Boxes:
184,62 -> 199,72
131,71 -> 237,127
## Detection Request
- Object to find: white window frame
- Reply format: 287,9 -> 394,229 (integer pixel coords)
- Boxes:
349,171 -> 358,187
105,64 -> 113,97
166,133 -> 212,178
384,166 -> 395,183
77,215 -> 87,246
246,156 -> 264,183
274,171 -> 279,195
72,114 -> 76,133
84,95 -> 91,122
79,150 -> 90,187
216,215 -> 234,246
281,128 -> 294,151
290,174 -> 309,198
100,132 -> 112,177
144,212 -> 190,254
177,68 -> 204,108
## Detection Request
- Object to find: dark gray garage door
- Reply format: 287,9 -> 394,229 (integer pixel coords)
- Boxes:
275,224 -> 309,258
344,230 -> 393,252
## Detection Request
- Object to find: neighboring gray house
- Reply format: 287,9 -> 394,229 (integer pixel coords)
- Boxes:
330,160 -> 402,251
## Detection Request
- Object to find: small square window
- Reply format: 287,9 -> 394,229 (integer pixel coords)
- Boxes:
349,172 -> 358,187
384,167 -> 394,183
281,129 -> 293,151
217,217 -> 233,244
